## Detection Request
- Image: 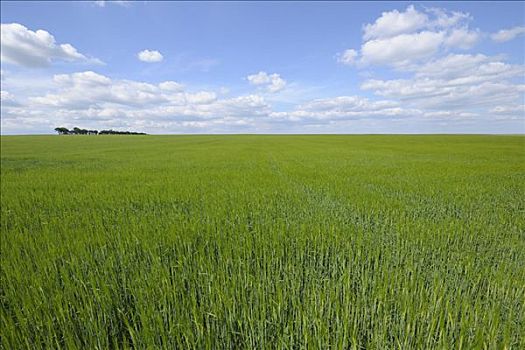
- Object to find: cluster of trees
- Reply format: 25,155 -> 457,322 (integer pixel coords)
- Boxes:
54,127 -> 97,135
54,127 -> 146,135
98,130 -> 147,135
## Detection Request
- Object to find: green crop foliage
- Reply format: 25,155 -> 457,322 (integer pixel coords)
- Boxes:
1,135 -> 524,349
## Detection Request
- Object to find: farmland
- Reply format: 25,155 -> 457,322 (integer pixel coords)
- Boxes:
1,135 -> 524,349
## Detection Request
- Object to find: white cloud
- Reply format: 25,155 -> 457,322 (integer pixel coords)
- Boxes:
54,71 -> 111,86
159,81 -> 184,92
3,71 -> 271,133
0,90 -> 14,100
137,49 -> 163,63
269,96 -> 420,123
490,105 -> 525,115
330,5 -> 524,130
342,6 -> 481,67
2,67 -> 523,133
423,111 -> 478,119
247,71 -> 272,85
426,7 -> 471,29
246,71 -> 287,93
30,71 -> 167,108
299,96 -> 399,113
444,28 -> 480,49
360,51 -> 525,113
94,1 -> 130,7
0,90 -> 20,107
0,23 -> 101,67
491,26 -> 525,43
413,54 -> 524,81
362,6 -> 473,39
185,91 -> 217,105
361,31 -> 445,66
362,78 -> 523,111
363,5 -> 428,40
337,49 -> 358,65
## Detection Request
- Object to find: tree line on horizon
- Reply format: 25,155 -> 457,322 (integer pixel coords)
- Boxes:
54,127 -> 147,135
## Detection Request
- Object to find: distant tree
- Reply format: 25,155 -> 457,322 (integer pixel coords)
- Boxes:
59,127 -> 145,135
70,127 -> 87,135
54,127 -> 69,135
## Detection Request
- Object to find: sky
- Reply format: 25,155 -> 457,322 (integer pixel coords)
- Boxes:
1,1 -> 524,134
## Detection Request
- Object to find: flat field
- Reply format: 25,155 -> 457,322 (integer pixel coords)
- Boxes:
1,135 -> 524,349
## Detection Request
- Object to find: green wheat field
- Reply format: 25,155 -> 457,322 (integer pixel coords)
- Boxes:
1,135 -> 524,349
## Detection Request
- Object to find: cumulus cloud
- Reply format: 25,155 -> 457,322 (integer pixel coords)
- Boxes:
361,54 -> 524,111
444,28 -> 480,49
159,81 -> 184,92
362,78 -> 523,110
363,5 -> 428,40
54,70 -> 111,86
30,71 -> 179,108
490,104 -> 525,117
2,71 -> 272,133
0,90 -> 20,107
361,31 -> 445,66
425,7 -> 472,29
94,1 -> 130,7
0,23 -> 101,67
413,54 -> 524,81
337,49 -> 358,65
4,70 -> 427,133
137,49 -> 163,63
247,71 -> 286,93
269,96 -> 420,123
340,6 -> 481,67
491,26 -> 525,43
333,5 -> 524,127
3,67 -> 523,133
185,91 -> 217,105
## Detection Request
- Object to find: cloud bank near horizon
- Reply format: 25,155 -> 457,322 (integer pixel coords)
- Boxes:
1,3 -> 523,134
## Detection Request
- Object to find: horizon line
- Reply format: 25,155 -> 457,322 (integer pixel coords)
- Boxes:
1,133 -> 524,137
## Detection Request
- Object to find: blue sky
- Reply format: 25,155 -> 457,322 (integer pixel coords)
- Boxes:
1,1 -> 524,134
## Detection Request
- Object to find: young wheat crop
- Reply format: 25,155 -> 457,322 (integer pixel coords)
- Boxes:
1,135 -> 524,349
